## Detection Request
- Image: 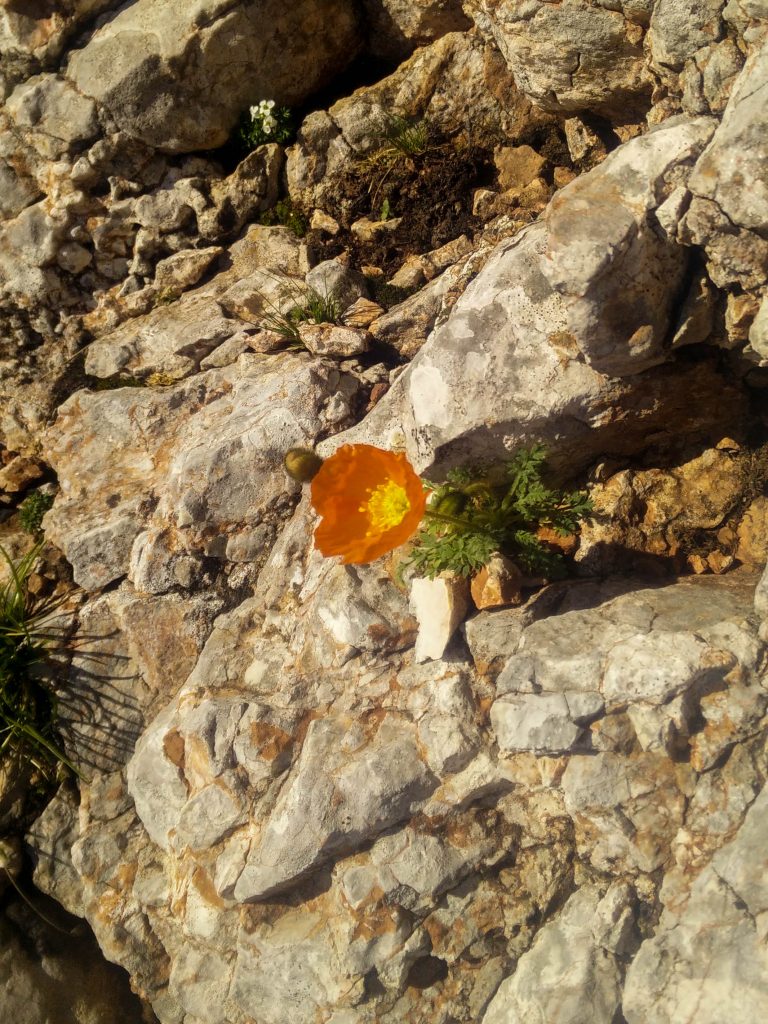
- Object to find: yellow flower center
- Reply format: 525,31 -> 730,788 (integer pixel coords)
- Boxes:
360,480 -> 411,535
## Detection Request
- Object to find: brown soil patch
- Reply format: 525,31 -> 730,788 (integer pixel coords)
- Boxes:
312,140 -> 495,278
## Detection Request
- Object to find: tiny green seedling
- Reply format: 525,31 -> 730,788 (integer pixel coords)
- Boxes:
18,491 -> 54,537
258,198 -> 308,238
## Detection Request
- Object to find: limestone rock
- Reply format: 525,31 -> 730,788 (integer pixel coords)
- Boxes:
747,292 -> 768,364
341,297 -> 384,328
543,117 -> 716,375
483,886 -> 634,1024
736,496 -> 768,564
233,713 -> 438,900
44,354 -> 352,590
623,784 -> 768,1023
0,455 -> 43,494
0,157 -> 41,219
5,73 -> 99,157
362,0 -> 471,60
153,246 -> 222,293
411,574 -> 472,662
0,1 -> 116,70
297,323 -> 371,358
564,116 -> 608,165
756,562 -> 768,618
470,553 -> 524,609
563,750 -> 693,873
84,293 -> 238,379
368,248 -> 483,359
27,789 -> 84,917
332,217 -> 746,478
576,447 -> 750,575
463,604 -> 533,679
305,259 -> 370,313
682,39 -> 768,288
66,0 -> 362,151
649,0 -> 726,70
491,693 -> 588,755
466,0 -> 652,119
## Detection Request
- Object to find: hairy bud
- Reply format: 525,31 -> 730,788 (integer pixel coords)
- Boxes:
284,448 -> 323,483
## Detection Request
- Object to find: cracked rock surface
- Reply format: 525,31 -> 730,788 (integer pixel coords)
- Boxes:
2,2 -> 768,1023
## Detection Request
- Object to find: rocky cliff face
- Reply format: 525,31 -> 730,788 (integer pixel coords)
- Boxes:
2,2 -> 768,1023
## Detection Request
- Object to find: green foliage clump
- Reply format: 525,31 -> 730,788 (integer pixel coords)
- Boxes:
404,445 -> 593,580
260,280 -> 343,345
18,491 -> 54,537
362,114 -> 433,212
379,115 -> 430,158
237,99 -> 294,150
0,545 -> 75,778
258,198 -> 308,237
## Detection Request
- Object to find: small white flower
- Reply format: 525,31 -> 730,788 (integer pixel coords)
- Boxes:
263,123 -> 272,134
249,105 -> 259,120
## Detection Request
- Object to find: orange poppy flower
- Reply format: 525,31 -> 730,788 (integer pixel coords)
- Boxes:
310,444 -> 427,564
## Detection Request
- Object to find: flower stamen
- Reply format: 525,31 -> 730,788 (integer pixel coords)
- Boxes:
361,480 -> 411,536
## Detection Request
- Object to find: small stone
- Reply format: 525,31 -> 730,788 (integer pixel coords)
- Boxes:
707,550 -> 735,574
350,217 -> 402,242
536,526 -> 578,556
748,293 -> 768,361
305,259 -> 369,312
515,177 -> 552,211
0,456 -> 43,494
422,235 -> 473,274
154,246 -> 222,292
56,242 -> 92,274
755,563 -> 768,619
494,145 -> 547,190
590,713 -> 637,754
688,553 -> 710,574
25,573 -> 52,597
310,209 -> 340,235
411,574 -> 471,663
725,292 -> 760,342
470,554 -> 524,610
199,331 -> 252,369
341,297 -> 384,328
0,835 -> 22,883
564,117 -> 607,164
472,188 -> 499,218
297,323 -> 371,357
389,256 -> 428,290
248,329 -> 289,353
554,166 -> 577,188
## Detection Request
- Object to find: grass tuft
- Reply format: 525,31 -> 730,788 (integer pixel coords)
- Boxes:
0,544 -> 76,778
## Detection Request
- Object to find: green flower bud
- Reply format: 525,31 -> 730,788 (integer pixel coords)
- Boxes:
432,491 -> 467,517
284,448 -> 324,483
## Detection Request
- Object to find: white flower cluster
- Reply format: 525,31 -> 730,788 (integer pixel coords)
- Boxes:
249,98 -> 277,135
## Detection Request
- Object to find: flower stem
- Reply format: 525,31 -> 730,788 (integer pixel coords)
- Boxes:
423,509 -> 473,530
